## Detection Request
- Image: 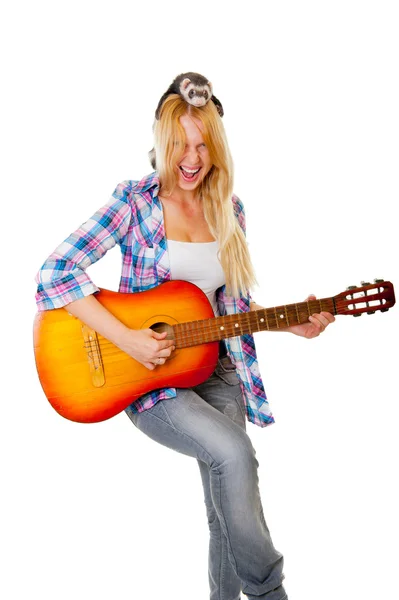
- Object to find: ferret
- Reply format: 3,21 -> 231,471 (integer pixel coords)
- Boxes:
155,72 -> 224,119
149,72 -> 224,168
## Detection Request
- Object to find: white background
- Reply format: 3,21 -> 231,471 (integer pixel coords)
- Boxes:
2,1 -> 398,599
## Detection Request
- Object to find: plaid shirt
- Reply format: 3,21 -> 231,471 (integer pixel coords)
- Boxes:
35,172 -> 275,427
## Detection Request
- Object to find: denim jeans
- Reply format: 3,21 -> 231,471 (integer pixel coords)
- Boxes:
125,354 -> 287,600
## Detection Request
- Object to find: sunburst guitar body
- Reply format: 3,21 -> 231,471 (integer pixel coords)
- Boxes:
33,279 -> 395,424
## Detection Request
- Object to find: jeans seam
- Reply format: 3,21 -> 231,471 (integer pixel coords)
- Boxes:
219,522 -> 225,600
214,461 -> 239,582
139,402 -> 244,592
234,391 -> 246,423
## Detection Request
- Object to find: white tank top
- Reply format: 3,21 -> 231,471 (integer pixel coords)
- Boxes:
167,239 -> 226,316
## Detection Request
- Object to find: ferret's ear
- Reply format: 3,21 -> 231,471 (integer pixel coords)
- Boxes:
149,148 -> 156,169
211,95 -> 224,117
181,78 -> 191,90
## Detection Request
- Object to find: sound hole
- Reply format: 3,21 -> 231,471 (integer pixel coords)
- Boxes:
150,322 -> 175,340
150,322 -> 176,361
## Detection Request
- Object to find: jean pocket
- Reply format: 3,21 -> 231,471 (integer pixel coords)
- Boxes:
214,355 -> 239,386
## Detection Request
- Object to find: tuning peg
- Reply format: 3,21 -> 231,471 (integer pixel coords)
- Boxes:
353,314 -> 362,317
381,308 -> 389,312
361,281 -> 371,286
347,285 -> 357,290
367,311 -> 376,315
374,278 -> 384,283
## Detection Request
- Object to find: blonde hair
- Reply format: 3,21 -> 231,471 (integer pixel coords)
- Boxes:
153,94 -> 258,298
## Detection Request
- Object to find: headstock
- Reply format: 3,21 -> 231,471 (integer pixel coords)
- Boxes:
334,279 -> 395,317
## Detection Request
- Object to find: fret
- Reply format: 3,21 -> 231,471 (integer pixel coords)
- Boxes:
177,294 -> 339,348
265,310 -> 270,331
295,303 -> 300,324
191,321 -> 198,345
274,307 -> 279,328
276,306 -> 288,327
179,321 -> 186,346
193,322 -> 200,345
200,318 -> 208,343
235,315 -> 241,336
257,309 -> 268,331
233,319 -> 242,335
244,310 -> 251,335
219,316 -> 226,339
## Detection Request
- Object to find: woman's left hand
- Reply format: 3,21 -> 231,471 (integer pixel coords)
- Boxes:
287,294 -> 335,339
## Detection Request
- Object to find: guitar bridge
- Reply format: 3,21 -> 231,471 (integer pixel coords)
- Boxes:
81,325 -> 105,387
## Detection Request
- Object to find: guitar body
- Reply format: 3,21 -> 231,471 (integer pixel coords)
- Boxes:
34,281 -> 219,423
34,278 -> 395,424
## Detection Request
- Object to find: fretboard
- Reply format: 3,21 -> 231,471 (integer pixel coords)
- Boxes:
173,297 -> 336,349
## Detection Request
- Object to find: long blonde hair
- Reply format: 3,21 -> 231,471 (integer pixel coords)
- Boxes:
153,94 -> 258,298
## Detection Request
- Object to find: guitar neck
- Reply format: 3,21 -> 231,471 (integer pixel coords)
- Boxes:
173,297 -> 336,349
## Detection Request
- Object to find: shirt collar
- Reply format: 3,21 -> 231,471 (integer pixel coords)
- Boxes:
131,171 -> 160,196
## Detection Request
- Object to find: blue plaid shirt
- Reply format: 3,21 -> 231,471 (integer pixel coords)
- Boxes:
35,172 -> 275,427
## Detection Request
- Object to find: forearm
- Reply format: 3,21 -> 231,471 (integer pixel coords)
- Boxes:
65,294 -> 130,347
249,301 -> 264,312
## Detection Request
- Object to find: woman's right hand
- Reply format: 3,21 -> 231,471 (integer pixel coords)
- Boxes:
64,295 -> 175,371
118,329 -> 176,371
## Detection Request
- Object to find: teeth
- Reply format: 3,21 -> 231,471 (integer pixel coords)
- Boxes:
181,167 -> 200,174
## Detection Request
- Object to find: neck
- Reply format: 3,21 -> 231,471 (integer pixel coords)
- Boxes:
172,297 -> 337,348
159,185 -> 201,207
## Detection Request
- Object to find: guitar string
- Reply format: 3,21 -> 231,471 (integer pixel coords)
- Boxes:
85,299 -> 338,357
84,304 -> 386,359
94,301 -> 338,351
79,288 -> 388,351
83,294 -> 387,357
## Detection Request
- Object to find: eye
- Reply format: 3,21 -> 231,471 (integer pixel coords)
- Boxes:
204,91 -> 208,100
188,89 -> 195,98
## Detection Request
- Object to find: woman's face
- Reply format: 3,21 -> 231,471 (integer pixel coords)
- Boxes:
175,114 -> 213,192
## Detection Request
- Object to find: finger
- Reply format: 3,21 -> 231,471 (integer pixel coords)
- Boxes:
309,315 -> 327,330
144,361 -> 156,371
152,357 -> 166,367
158,339 -> 176,351
320,311 -> 336,324
152,330 -> 168,339
309,314 -> 330,331
155,347 -> 175,359
316,312 -> 336,326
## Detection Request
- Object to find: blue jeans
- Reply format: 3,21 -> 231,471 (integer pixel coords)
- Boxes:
126,354 -> 287,600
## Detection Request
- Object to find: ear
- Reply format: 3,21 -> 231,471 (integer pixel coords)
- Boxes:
181,78 -> 191,90
148,148 -> 156,170
211,95 -> 224,117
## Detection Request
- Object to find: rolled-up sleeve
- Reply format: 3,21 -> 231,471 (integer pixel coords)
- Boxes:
35,181 -> 133,311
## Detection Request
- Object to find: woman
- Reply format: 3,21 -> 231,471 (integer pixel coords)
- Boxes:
35,76 -> 335,600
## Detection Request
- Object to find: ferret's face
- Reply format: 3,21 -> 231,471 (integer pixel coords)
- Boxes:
182,83 -> 211,107
175,115 -> 213,191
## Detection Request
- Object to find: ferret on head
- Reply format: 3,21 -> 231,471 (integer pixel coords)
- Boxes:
149,72 -> 224,169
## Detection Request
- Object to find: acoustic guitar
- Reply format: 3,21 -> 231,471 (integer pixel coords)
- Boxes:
33,279 -> 395,423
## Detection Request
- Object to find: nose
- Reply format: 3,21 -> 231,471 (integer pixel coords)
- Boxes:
184,145 -> 201,165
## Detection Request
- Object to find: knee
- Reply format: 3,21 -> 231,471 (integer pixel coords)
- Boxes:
213,432 -> 259,474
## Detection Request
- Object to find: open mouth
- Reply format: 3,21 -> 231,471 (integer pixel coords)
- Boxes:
179,166 -> 202,182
